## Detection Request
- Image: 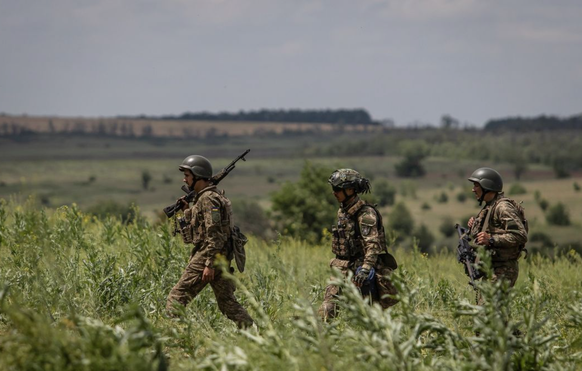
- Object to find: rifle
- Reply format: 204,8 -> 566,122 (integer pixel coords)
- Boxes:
455,224 -> 484,289
163,149 -> 251,218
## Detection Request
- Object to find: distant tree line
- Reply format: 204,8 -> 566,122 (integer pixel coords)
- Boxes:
484,114 -> 582,131
145,108 -> 376,125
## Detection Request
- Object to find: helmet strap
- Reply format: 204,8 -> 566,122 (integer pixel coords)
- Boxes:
191,175 -> 203,189
478,190 -> 489,206
343,189 -> 356,203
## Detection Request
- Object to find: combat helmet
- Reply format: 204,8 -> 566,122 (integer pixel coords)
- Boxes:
328,169 -> 371,194
468,167 -> 503,205
179,155 -> 213,179
468,167 -> 503,192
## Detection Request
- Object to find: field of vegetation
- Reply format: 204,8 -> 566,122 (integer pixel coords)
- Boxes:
0,198 -> 581,370
1,116 -> 582,369
1,122 -> 581,250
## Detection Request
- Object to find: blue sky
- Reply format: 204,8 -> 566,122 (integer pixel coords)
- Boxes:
1,0 -> 581,126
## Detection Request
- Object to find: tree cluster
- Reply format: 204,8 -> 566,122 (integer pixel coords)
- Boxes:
484,114 -> 582,132
159,108 -> 375,125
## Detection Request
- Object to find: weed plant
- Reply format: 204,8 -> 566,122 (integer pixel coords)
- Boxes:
0,199 -> 581,370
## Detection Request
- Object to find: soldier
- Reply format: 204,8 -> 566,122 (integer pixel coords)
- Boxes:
319,169 -> 398,320
466,167 -> 528,304
166,155 -> 254,329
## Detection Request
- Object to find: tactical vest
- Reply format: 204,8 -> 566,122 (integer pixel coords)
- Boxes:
331,199 -> 389,260
190,187 -> 233,247
477,196 -> 527,262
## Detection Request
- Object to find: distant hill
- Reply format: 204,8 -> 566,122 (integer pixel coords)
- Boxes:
0,114 -> 383,139
122,108 -> 376,125
484,114 -> 582,131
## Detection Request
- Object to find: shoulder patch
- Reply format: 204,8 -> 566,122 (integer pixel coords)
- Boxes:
360,213 -> 376,227
211,206 -> 221,223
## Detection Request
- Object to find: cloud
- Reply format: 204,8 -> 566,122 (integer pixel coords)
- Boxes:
501,23 -> 582,44
367,0 -> 484,21
265,41 -> 307,57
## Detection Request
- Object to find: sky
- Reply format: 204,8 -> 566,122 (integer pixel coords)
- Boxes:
1,0 -> 581,126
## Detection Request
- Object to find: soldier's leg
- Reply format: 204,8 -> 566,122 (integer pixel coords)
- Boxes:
210,272 -> 254,329
491,262 -> 519,288
318,283 -> 341,320
166,256 -> 208,315
375,267 -> 399,309
492,262 -> 520,333
476,261 -> 519,306
319,262 -> 353,320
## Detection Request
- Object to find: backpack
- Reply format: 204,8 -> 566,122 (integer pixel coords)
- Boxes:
228,225 -> 248,273
490,198 -> 529,259
205,187 -> 248,273
355,203 -> 398,270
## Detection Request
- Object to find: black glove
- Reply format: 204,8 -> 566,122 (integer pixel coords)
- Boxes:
353,268 -> 370,287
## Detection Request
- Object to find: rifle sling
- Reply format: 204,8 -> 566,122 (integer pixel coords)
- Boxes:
473,206 -> 494,266
480,206 -> 493,234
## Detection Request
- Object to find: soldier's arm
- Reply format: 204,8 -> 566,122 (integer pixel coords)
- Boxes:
200,195 -> 228,267
491,203 -> 528,247
358,207 -> 383,270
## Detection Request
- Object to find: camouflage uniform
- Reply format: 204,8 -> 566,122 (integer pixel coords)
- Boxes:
319,195 -> 398,320
469,192 -> 527,305
166,185 -> 254,328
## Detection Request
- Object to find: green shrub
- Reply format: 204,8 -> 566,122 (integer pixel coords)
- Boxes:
537,198 -> 549,211
574,182 -> 580,192
439,216 -> 455,237
232,199 -> 273,240
388,202 -> 414,236
40,195 -> 50,206
141,170 -> 152,190
529,231 -> 554,247
421,202 -> 431,210
395,140 -> 429,178
414,224 -> 434,253
553,158 -> 570,178
374,180 -> 396,206
545,202 -> 570,226
508,183 -> 527,195
86,200 -> 138,223
456,191 -> 467,203
436,192 -> 448,203
270,161 -> 336,242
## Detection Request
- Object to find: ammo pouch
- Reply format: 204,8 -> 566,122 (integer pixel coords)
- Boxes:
177,217 -> 193,244
228,225 -> 248,273
489,227 -> 521,262
331,224 -> 361,258
490,245 -> 521,262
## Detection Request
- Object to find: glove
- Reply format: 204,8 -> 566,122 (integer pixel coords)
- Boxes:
353,268 -> 370,287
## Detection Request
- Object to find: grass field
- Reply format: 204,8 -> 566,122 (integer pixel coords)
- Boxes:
0,200 -> 581,370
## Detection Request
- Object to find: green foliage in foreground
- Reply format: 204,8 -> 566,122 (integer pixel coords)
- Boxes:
1,199 -> 582,370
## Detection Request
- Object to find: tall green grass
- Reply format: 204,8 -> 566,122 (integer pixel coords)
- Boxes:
0,198 -> 581,370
